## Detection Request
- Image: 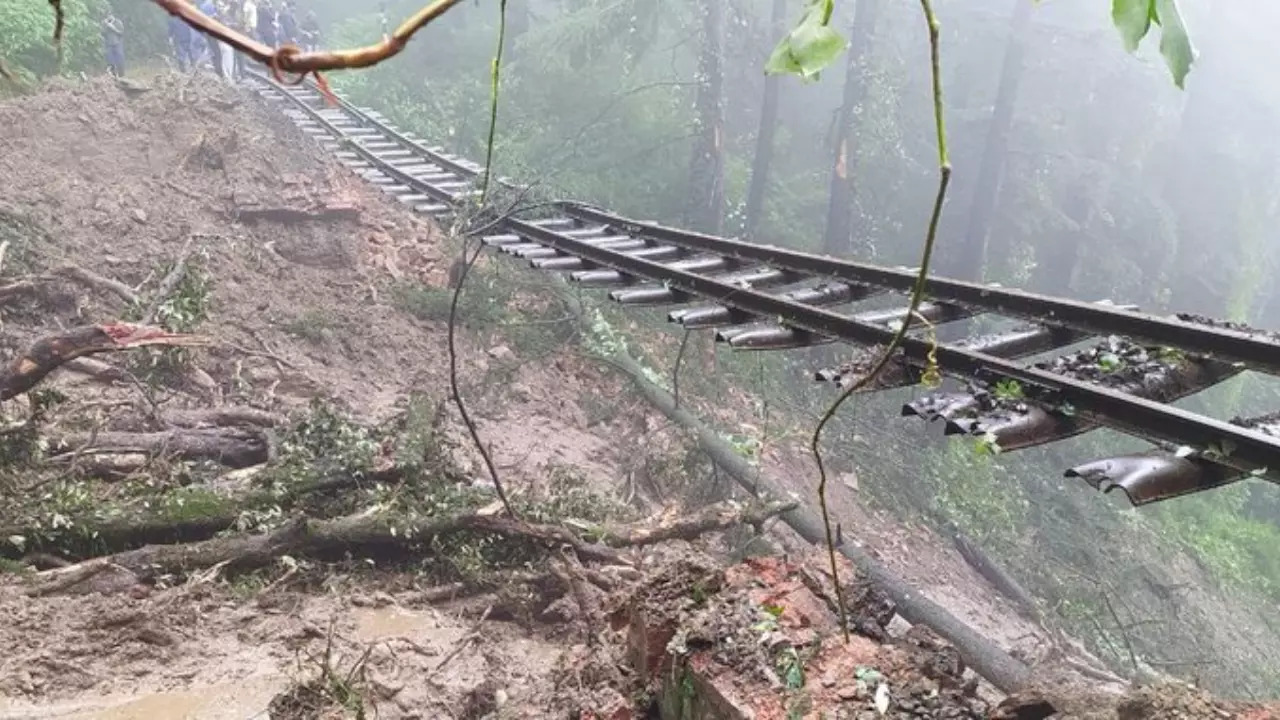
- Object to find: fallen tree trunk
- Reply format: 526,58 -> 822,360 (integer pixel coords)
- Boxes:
604,349 -> 1034,693
18,498 -> 789,590
33,510 -> 632,584
162,407 -> 283,429
0,472 -> 370,561
48,427 -> 268,468
0,323 -> 206,400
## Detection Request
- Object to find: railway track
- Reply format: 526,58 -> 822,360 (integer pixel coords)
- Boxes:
247,71 -> 1280,508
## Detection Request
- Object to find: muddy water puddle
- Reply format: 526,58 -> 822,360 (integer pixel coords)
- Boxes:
0,675 -> 284,720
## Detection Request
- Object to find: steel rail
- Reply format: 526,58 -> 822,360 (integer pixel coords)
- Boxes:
274,81 -> 1280,381
561,205 -> 1280,377
248,73 -> 1280,486
501,217 -> 1280,478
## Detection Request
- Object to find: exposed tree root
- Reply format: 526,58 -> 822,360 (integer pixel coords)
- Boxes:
0,323 -> 207,401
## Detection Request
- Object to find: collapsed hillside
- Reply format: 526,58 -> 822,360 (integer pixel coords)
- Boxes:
0,74 -> 1275,719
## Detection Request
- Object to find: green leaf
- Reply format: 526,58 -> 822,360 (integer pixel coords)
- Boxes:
1154,0 -> 1195,88
766,0 -> 848,81
1111,0 -> 1154,52
1111,0 -> 1195,87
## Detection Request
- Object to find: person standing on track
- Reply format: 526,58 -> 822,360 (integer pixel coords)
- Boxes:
277,0 -> 299,47
300,11 -> 320,52
167,13 -> 193,71
102,12 -> 125,78
198,0 -> 224,76
257,0 -> 278,47
239,0 -> 257,75
214,1 -> 237,80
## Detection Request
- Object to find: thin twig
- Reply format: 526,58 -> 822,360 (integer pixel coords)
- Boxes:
447,239 -> 515,517
1100,588 -> 1141,674
807,0 -> 952,641
431,605 -> 492,672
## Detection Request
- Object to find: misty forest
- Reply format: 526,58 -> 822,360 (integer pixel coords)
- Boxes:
1,0 -> 1280,718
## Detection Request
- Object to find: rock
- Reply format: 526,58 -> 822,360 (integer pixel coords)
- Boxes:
131,208 -> 148,224
487,345 -> 514,361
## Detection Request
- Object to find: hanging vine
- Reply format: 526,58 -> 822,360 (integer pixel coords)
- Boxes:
807,0 -> 951,639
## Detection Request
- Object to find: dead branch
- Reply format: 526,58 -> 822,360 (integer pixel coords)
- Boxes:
48,427 -> 268,468
590,499 -> 796,548
430,605 -> 492,672
49,264 -> 140,305
551,549 -> 606,644
0,323 -> 207,401
151,0 -> 464,79
64,357 -> 127,382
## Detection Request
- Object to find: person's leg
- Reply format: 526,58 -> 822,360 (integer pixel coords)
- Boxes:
209,40 -> 223,77
220,42 -> 235,80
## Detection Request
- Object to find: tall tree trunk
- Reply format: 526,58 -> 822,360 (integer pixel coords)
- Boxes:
687,1 -> 725,234
948,0 -> 1032,282
743,0 -> 788,240
821,0 -> 880,257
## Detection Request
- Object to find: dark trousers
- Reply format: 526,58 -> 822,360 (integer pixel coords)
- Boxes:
208,39 -> 223,77
105,43 -> 125,77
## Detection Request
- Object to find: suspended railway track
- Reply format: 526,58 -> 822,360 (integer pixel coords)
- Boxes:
247,71 -> 1280,508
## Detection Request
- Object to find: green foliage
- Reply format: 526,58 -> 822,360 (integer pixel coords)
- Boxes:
765,0 -> 847,82
271,399 -> 380,483
153,263 -> 211,333
1111,0 -> 1196,87
992,379 -> 1025,401
1154,484 -> 1280,599
0,0 -> 108,77
282,309 -> 343,344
